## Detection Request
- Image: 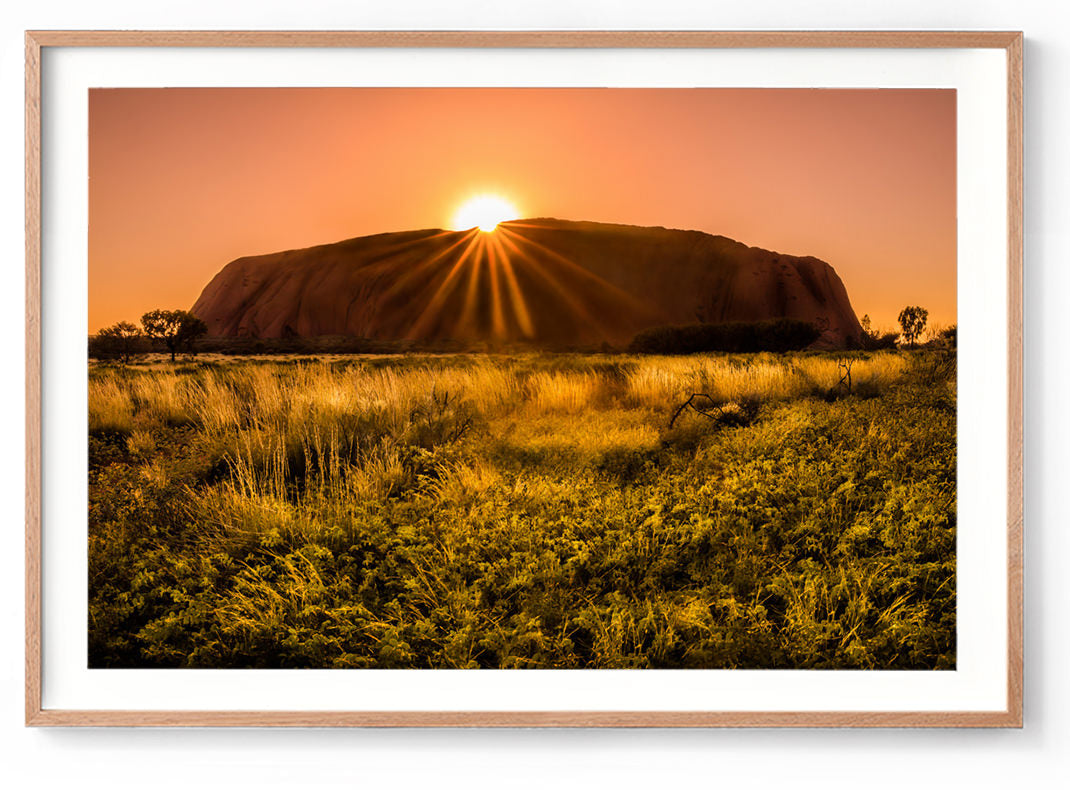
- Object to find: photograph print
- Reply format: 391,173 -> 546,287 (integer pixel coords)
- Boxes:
87,87 -> 956,670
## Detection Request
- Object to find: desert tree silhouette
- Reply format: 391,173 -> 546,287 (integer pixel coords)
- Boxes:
93,321 -> 143,364
898,306 -> 928,349
141,309 -> 208,361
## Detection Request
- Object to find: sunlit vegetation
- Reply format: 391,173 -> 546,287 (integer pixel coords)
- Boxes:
88,350 -> 955,669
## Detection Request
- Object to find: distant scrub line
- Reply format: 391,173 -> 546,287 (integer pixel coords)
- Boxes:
92,312 -> 956,359
87,350 -> 956,670
628,319 -> 822,354
90,319 -> 831,358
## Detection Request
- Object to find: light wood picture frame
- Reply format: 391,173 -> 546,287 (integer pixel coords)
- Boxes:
26,30 -> 1023,727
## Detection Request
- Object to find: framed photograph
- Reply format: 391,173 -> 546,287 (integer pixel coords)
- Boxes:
26,31 -> 1022,727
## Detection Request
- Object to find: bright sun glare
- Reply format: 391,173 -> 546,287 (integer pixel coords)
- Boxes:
451,194 -> 518,232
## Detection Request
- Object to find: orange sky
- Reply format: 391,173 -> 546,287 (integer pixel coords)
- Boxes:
89,88 -> 955,334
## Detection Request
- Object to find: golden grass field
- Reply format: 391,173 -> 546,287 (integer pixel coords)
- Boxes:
88,350 -> 955,669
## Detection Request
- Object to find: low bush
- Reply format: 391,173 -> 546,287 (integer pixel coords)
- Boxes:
628,319 -> 820,354
861,330 -> 899,350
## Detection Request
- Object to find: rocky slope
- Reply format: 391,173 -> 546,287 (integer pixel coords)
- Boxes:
191,218 -> 862,348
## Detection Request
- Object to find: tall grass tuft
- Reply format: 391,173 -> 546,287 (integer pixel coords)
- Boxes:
88,376 -> 135,434
528,370 -> 605,412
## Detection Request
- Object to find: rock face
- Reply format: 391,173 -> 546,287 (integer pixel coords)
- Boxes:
191,218 -> 862,348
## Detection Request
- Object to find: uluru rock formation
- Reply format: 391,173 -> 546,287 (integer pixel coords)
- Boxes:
191,218 -> 863,349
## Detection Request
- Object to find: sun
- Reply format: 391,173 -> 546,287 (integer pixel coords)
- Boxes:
451,194 -> 519,233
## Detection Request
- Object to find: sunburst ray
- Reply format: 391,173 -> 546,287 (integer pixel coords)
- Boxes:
495,230 -> 611,340
406,232 -> 484,339
486,231 -> 534,338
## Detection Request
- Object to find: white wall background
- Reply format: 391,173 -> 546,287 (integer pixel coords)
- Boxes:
0,2 -> 1064,788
